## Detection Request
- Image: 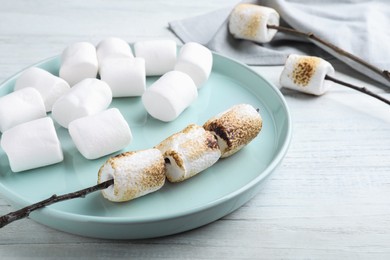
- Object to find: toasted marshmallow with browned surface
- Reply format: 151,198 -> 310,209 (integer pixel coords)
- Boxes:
98,148 -> 166,202
229,4 -> 279,43
203,104 -> 263,158
280,54 -> 335,95
155,124 -> 221,182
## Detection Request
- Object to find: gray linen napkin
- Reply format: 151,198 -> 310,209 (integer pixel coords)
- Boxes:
169,0 -> 390,87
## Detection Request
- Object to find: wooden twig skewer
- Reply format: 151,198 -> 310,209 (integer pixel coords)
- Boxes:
0,179 -> 114,228
267,24 -> 390,83
325,74 -> 390,105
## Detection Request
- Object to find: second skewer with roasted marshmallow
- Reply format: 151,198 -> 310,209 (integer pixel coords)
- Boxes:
155,124 -> 221,182
229,3 -> 280,43
280,54 -> 335,95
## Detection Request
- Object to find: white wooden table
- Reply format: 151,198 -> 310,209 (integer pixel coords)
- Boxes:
1,1 -> 389,259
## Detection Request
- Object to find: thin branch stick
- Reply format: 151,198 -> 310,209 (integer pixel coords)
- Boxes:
0,179 -> 114,228
267,24 -> 390,83
325,74 -> 390,105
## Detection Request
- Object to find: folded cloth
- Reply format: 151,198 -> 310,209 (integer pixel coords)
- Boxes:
169,0 -> 390,87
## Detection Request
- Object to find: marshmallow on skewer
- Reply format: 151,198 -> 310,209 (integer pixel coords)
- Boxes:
174,42 -> 213,88
99,57 -> 146,97
155,124 -> 221,183
68,108 -> 132,160
51,78 -> 112,128
229,4 -> 280,43
203,104 -> 263,158
98,148 -> 166,202
96,37 -> 134,64
59,42 -> 98,86
14,67 -> 70,112
142,71 -> 197,122
134,39 -> 176,76
0,87 -> 46,133
1,117 -> 63,172
280,54 -> 335,95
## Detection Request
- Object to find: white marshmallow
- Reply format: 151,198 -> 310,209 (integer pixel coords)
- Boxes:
14,67 -> 70,112
155,124 -> 221,183
229,4 -> 280,43
51,78 -> 112,128
134,39 -> 176,76
0,87 -> 46,133
280,54 -> 335,95
174,42 -> 213,88
98,148 -> 166,202
96,37 -> 134,64
59,42 -> 98,86
1,117 -> 63,172
99,57 -> 146,97
203,104 -> 263,158
142,71 -> 197,122
68,108 -> 132,160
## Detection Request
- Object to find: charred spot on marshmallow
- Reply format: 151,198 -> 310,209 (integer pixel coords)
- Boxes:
206,133 -> 219,150
292,57 -> 320,87
165,150 -> 185,170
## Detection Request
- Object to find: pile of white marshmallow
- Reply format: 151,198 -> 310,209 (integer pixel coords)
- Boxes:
0,38 -> 213,172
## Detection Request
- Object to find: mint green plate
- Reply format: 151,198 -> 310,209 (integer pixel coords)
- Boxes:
0,52 -> 291,239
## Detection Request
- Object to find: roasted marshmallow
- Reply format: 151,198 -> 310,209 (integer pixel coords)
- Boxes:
14,67 -> 71,112
229,4 -> 280,43
99,57 -> 146,97
51,78 -> 112,128
142,71 -> 197,122
174,42 -> 213,88
68,108 -> 132,160
98,148 -> 166,202
155,124 -> 221,183
0,87 -> 46,133
280,54 -> 335,95
134,39 -> 176,76
1,117 -> 63,172
96,37 -> 134,64
203,104 -> 263,158
59,42 -> 98,86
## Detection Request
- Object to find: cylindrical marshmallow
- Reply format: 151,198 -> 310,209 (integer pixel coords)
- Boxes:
68,108 -> 132,160
51,78 -> 112,128
155,124 -> 221,183
174,42 -> 213,88
280,54 -> 335,96
134,39 -> 176,76
0,87 -> 46,133
98,148 -> 166,202
99,57 -> 146,97
96,37 -> 134,64
142,71 -> 198,122
59,42 -> 98,86
229,4 -> 280,43
14,67 -> 71,112
203,104 -> 263,158
1,117 -> 63,172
